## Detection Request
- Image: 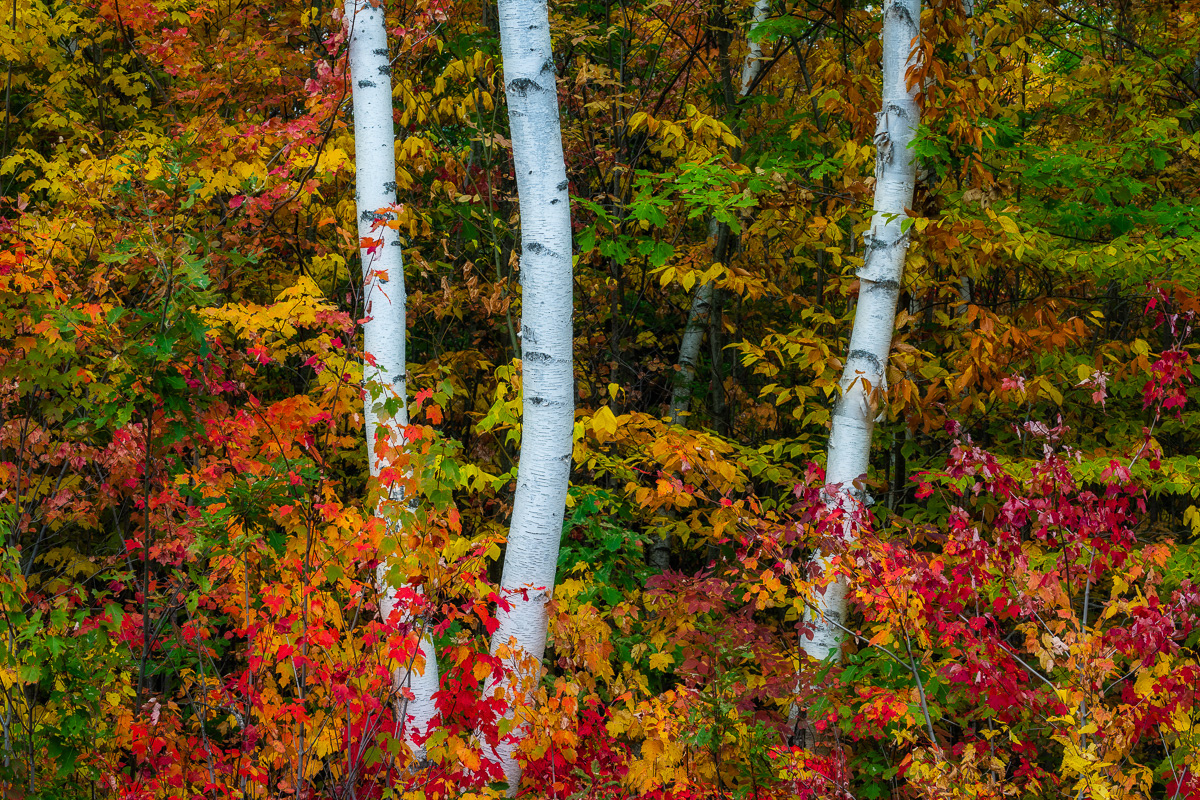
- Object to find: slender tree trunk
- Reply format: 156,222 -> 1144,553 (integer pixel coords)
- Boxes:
649,4 -> 768,570
669,1 -> 767,426
670,2 -> 766,427
801,0 -> 923,665
486,0 -> 575,791
957,0 -> 978,318
345,0 -> 439,759
739,0 -> 770,94
666,279 -> 715,429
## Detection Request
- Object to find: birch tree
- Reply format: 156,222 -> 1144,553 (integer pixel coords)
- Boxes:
345,0 -> 439,759
801,0 -> 923,665
665,1 -> 768,431
650,0 -> 769,570
485,0 -> 575,790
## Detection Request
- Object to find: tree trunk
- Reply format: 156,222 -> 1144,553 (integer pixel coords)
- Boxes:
668,2 -> 766,429
486,0 -> 575,791
956,0 -> 977,319
801,0 -> 923,665
345,0 -> 439,760
649,4 -> 768,570
666,279 -> 715,430
739,0 -> 770,95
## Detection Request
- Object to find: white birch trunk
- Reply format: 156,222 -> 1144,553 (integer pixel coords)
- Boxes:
650,3 -> 769,570
801,0 -> 923,665
667,279 -> 715,429
346,0 -> 439,760
486,0 -> 575,791
962,0 -> 978,54
669,0 -> 768,429
738,0 -> 770,96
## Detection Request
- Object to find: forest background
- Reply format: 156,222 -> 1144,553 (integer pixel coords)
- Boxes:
3,0 -> 1200,797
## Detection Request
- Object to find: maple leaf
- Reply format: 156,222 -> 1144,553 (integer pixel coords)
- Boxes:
648,651 -> 673,671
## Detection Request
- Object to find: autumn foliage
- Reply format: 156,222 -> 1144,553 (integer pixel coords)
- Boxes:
2,0 -> 1200,797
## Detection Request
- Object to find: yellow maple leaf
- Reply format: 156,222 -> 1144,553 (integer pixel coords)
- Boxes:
648,651 -> 673,671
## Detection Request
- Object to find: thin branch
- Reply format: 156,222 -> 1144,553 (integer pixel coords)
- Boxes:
1044,1 -> 1200,100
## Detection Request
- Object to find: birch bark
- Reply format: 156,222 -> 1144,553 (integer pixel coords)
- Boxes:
801,0 -> 923,665
345,0 -> 439,759
649,1 -> 769,570
667,0 -> 768,433
738,0 -> 770,95
486,0 -> 575,790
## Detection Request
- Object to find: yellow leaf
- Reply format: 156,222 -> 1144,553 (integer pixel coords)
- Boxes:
1134,667 -> 1155,697
607,709 -> 633,737
1185,506 -> 1200,536
592,406 -> 618,438
1060,746 -> 1091,776
648,651 -> 673,670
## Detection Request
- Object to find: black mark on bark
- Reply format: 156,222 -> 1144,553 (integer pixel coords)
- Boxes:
848,349 -> 884,371
509,77 -> 540,96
